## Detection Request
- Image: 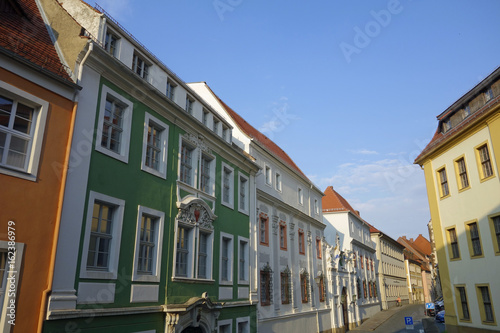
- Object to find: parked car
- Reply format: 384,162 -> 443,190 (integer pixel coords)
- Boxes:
435,310 -> 445,323
434,300 -> 444,312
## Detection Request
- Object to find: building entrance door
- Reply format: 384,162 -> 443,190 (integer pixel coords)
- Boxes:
342,287 -> 349,332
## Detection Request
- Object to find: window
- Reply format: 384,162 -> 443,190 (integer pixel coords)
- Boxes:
319,276 -> 325,302
446,227 -> 460,259
185,96 -> 194,114
437,167 -> 449,198
238,237 -> 249,283
220,233 -> 233,284
221,163 -> 234,208
96,86 -> 133,163
363,280 -> 367,298
280,268 -> 291,304
132,206 -> 164,282
141,113 -> 168,178
485,88 -> 494,102
213,118 -> 219,133
316,237 -> 322,259
175,226 -> 190,277
80,191 -> 124,279
265,164 -> 272,185
199,154 -> 213,194
166,79 -> 176,101
360,255 -> 364,269
373,281 -> 377,297
456,286 -> 470,321
260,268 -> 272,306
369,281 -> 373,298
298,187 -> 303,205
0,240 -> 24,333
279,222 -> 287,250
104,29 -> 119,56
180,142 -> 194,186
222,125 -> 229,142
477,285 -> 495,324
259,215 -> 269,246
300,271 -> 309,303
133,52 -> 149,79
353,253 -> 357,268
202,109 -> 209,126
275,172 -> 282,191
466,221 -> 483,257
476,144 -> 494,180
218,320 -> 232,333
198,232 -> 209,279
238,173 -> 249,214
489,215 -> 500,254
371,259 -> 374,271
236,317 -> 250,333
298,229 -> 305,255
314,199 -> 319,215
455,157 -> 469,190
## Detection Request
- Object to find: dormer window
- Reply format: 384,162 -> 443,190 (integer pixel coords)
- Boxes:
133,52 -> 149,80
104,30 -> 119,57
213,118 -> 219,133
485,88 -> 494,102
185,96 -> 194,115
202,109 -> 209,126
222,125 -> 228,141
166,79 -> 176,101
442,119 -> 451,133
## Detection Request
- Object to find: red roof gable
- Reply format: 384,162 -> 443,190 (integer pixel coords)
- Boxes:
214,94 -> 309,180
322,186 -> 361,217
0,0 -> 72,82
411,234 -> 431,256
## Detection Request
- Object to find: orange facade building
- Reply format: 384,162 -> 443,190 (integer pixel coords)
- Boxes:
0,0 -> 79,332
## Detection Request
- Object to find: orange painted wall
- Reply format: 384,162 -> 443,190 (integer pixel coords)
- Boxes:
0,67 -> 75,333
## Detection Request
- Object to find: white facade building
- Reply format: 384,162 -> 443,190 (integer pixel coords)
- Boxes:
322,186 -> 381,330
188,82 -> 331,333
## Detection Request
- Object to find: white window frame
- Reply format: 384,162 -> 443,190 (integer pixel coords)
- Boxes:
0,240 -> 24,332
298,187 -> 303,205
221,162 -> 234,209
104,27 -> 120,57
314,199 -> 319,215
238,236 -> 249,284
166,79 -> 176,101
95,85 -> 133,163
219,232 -> 234,285
199,152 -> 215,195
202,109 -> 209,126
132,51 -> 150,80
80,191 -> 125,280
236,317 -> 250,333
218,319 -> 232,333
275,171 -> 282,192
264,164 -> 272,186
213,118 -> 220,134
179,139 -> 196,187
185,95 -> 194,114
141,113 -> 169,179
238,172 -> 249,215
174,224 -> 194,278
196,230 -> 214,280
0,81 -> 49,181
132,206 -> 165,282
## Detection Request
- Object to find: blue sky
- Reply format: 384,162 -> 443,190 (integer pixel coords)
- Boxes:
97,0 -> 500,240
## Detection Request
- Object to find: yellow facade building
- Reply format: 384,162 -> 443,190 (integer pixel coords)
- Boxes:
415,67 -> 500,332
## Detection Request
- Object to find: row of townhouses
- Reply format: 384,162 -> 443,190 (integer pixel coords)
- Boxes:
0,0 -> 457,333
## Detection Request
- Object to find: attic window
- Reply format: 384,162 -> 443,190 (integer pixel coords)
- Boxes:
442,119 -> 451,133
133,52 -> 149,80
105,29 -> 119,57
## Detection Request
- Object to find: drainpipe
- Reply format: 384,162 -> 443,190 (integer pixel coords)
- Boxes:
37,42 -> 92,333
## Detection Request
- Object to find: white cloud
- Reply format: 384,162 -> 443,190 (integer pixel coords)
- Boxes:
318,156 -> 430,240
349,149 -> 379,155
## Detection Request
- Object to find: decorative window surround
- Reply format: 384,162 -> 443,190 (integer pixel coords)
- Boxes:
238,236 -> 249,284
0,81 -> 49,180
80,191 -> 125,280
173,197 -> 216,281
132,206 -> 165,282
141,113 -> 169,179
95,85 -> 133,163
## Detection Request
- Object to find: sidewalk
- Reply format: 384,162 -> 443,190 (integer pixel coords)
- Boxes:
351,304 -> 411,331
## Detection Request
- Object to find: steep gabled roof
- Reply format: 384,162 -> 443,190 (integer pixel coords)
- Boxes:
412,234 -> 432,256
214,94 -> 310,181
0,0 -> 73,82
322,186 -> 361,218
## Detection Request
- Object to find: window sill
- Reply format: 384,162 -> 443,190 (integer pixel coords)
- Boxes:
172,277 -> 215,284
479,175 -> 496,183
0,167 -> 37,182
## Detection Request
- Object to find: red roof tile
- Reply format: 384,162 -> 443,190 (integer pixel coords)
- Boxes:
214,93 -> 309,180
410,234 -> 431,256
322,186 -> 360,217
0,0 -> 72,82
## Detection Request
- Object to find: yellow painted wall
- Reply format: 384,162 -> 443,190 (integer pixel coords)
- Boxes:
0,68 -> 74,333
